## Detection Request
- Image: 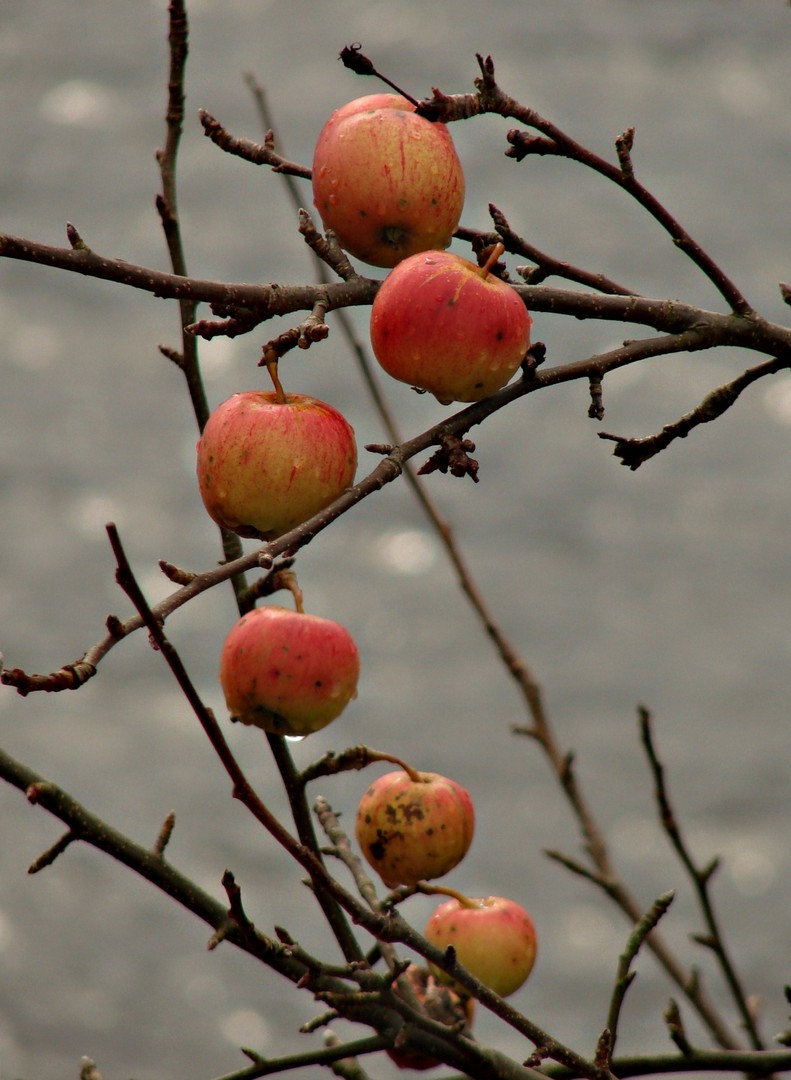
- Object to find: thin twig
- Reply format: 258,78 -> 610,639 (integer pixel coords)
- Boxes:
106,522 -> 364,965
420,53 -> 754,315
599,357 -> 789,469
639,708 -> 767,1050
603,892 -> 676,1063
458,206 -> 637,296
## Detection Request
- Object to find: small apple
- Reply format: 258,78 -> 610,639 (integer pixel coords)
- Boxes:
312,93 -> 465,268
424,893 -> 537,998
355,768 -> 475,888
370,243 -> 532,404
196,390 -> 357,540
219,605 -> 360,736
386,964 -> 475,1071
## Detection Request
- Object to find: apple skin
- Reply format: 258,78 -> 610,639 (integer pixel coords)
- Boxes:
312,93 -> 465,268
424,895 -> 537,998
355,770 -> 475,888
196,391 -> 357,540
370,249 -> 532,404
219,605 -> 360,737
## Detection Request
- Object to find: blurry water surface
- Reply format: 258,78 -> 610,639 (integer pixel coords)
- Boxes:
1,3 -> 790,1078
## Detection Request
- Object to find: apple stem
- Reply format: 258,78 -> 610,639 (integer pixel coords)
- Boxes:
338,45 -> 421,109
416,882 -> 479,908
362,748 -> 424,783
278,570 -> 304,614
264,354 -> 287,405
478,241 -> 505,280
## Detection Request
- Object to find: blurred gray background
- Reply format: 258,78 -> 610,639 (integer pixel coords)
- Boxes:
1,2 -> 790,1078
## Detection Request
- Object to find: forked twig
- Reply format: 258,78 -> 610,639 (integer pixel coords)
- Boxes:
601,891 -> 676,1064
639,707 -> 767,1050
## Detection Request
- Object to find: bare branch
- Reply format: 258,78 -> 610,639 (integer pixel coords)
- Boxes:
639,708 -> 768,1050
603,892 -> 676,1063
599,357 -> 790,469
199,109 -> 312,178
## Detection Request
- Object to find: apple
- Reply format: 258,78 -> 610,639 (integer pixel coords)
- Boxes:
370,243 -> 532,404
219,604 -> 360,737
196,391 -> 357,540
355,769 -> 475,888
424,894 -> 537,998
312,93 -> 465,268
386,964 -> 475,1071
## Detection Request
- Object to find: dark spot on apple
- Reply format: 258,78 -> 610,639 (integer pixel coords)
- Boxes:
369,839 -> 386,860
359,209 -> 368,217
495,329 -> 505,340
380,224 -> 409,250
314,679 -> 323,688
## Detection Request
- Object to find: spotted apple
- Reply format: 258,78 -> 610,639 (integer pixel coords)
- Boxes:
219,604 -> 360,736
370,243 -> 532,404
355,768 -> 475,888
312,93 -> 465,268
424,893 -> 537,998
196,390 -> 357,540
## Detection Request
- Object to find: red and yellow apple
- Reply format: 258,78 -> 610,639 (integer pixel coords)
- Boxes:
219,605 -> 360,736
196,391 -> 357,540
424,894 -> 537,998
370,244 -> 532,404
312,93 -> 465,268
355,769 -> 475,888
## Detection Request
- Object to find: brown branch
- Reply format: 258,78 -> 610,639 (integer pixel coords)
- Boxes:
1,746 -> 310,985
0,375 -> 540,696
106,522 -> 365,967
599,356 -> 790,469
4,309 -> 786,701
28,829 -> 78,873
6,228 -> 791,369
457,205 -> 637,296
639,708 -> 768,1050
541,1047 -> 791,1080
153,1 -> 250,611
419,52 -> 754,315
201,1035 -> 390,1080
0,231 -> 375,318
198,108 -> 312,178
603,892 -> 676,1064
